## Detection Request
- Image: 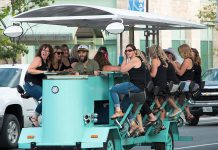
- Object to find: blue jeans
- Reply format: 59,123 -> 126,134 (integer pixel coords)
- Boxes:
23,82 -> 42,114
110,82 -> 141,107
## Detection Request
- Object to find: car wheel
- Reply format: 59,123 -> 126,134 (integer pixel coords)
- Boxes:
0,114 -> 20,149
187,115 -> 199,126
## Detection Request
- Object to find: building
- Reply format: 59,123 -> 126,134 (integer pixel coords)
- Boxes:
1,0 -> 217,72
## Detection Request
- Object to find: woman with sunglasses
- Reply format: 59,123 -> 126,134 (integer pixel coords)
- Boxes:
49,46 -> 64,72
24,44 -> 53,127
110,44 -> 156,135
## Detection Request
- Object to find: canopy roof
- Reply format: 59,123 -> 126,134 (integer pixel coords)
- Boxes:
13,4 -> 206,30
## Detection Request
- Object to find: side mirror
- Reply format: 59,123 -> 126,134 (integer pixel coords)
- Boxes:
3,25 -> 23,38
106,22 -> 124,34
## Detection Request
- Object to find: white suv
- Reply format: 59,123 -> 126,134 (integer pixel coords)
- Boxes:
0,64 -> 36,149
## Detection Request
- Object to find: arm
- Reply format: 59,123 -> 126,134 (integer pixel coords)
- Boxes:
150,59 -> 159,78
27,57 -> 45,74
172,59 -> 191,76
120,57 -> 138,73
93,60 -> 100,76
102,65 -> 121,72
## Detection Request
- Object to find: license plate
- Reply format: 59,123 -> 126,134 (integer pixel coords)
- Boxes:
203,107 -> 213,112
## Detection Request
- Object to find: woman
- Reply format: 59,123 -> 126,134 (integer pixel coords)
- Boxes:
191,48 -> 202,86
164,49 -> 182,117
60,44 -> 72,70
24,44 -> 53,127
149,45 -> 167,127
94,49 -> 120,71
49,46 -> 63,72
110,44 -> 156,135
171,44 -> 194,120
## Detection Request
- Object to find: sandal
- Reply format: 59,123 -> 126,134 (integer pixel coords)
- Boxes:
161,125 -> 166,130
144,119 -> 158,127
129,121 -> 139,136
29,116 -> 39,127
169,108 -> 182,117
186,114 -> 194,121
152,107 -> 163,114
136,127 -> 145,136
111,111 -> 124,119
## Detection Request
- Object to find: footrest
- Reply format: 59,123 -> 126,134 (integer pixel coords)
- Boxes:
178,136 -> 193,141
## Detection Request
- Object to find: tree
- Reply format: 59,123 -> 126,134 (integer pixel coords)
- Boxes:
197,0 -> 217,26
0,0 -> 54,64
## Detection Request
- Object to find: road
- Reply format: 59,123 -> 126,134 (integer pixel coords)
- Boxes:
12,116 -> 218,150
133,116 -> 218,150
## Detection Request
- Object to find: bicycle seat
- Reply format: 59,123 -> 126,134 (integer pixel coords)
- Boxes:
16,85 -> 31,99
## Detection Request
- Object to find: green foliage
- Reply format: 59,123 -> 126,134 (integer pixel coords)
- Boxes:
0,34 -> 28,63
197,0 -> 217,26
0,0 -> 54,63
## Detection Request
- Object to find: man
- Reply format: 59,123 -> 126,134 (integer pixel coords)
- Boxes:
74,45 -> 99,75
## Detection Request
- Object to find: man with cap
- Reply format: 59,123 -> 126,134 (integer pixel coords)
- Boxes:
74,45 -> 99,75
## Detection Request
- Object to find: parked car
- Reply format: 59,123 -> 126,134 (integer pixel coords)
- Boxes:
189,68 -> 218,126
0,64 -> 36,149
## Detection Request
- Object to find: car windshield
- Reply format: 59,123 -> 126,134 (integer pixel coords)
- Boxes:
202,69 -> 218,81
0,68 -> 22,88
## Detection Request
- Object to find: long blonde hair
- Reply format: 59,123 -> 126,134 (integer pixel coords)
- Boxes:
149,45 -> 168,66
191,48 -> 201,65
178,44 -> 192,59
136,49 -> 149,67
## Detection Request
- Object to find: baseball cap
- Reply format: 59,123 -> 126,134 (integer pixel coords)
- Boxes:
77,45 -> 89,51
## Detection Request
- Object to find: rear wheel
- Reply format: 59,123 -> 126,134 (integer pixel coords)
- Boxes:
0,114 -> 20,149
154,130 -> 174,150
104,139 -> 115,150
187,115 -> 199,126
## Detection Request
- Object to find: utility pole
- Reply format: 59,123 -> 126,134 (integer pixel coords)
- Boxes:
145,0 -> 149,61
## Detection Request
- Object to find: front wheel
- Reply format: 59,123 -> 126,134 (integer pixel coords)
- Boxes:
154,130 -> 174,150
0,114 -> 20,149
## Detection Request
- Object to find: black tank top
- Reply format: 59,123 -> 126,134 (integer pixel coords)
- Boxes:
193,63 -> 202,85
25,57 -> 48,87
128,56 -> 147,90
49,63 -> 61,72
152,60 -> 167,92
179,58 -> 194,81
166,62 -> 180,84
60,58 -> 71,71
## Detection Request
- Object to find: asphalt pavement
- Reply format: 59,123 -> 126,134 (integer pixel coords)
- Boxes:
11,116 -> 218,150
133,116 -> 218,150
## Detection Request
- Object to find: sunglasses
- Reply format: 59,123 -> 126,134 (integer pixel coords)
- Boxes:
55,52 -> 64,55
125,49 -> 134,53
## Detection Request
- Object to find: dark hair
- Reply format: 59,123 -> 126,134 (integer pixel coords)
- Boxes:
35,44 -> 53,63
126,44 -> 137,51
54,46 -> 62,53
191,48 -> 201,65
98,46 -> 108,54
94,52 -> 111,70
61,44 -> 69,51
165,51 -> 176,61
